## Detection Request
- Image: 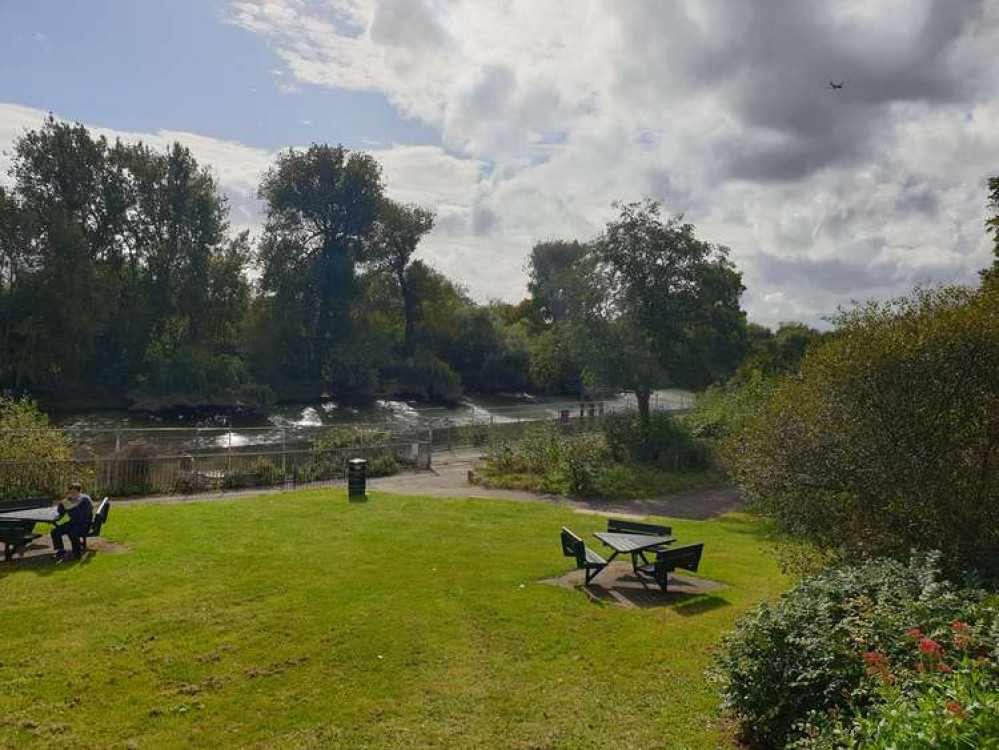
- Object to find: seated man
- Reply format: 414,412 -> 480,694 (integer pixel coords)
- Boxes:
51,482 -> 93,561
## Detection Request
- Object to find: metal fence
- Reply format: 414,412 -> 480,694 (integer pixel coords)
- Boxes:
0,393 -> 689,498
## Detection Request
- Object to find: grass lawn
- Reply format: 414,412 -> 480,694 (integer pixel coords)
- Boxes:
0,490 -> 786,749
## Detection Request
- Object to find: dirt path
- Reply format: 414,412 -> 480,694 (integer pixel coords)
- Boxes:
102,450 -> 745,520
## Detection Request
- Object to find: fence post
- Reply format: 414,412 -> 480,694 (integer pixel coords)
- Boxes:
227,428 -> 233,476
281,427 -> 288,491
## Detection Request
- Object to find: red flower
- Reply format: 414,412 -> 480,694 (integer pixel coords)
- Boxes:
863,651 -> 887,665
951,621 -> 971,632
953,635 -> 972,649
906,627 -> 922,638
946,702 -> 965,717
918,638 -> 943,655
936,662 -> 953,674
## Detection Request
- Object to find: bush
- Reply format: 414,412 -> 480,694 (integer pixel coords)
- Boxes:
810,662 -> 999,749
481,425 -> 610,496
716,554 -> 999,749
731,285 -> 999,576
601,411 -> 711,470
399,352 -> 462,403
681,372 -> 776,441
249,456 -> 283,486
0,396 -> 75,498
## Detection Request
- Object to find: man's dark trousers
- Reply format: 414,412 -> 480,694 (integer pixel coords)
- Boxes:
51,522 -> 88,557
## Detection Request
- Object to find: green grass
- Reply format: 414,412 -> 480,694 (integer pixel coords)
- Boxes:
476,464 -> 726,499
0,490 -> 786,748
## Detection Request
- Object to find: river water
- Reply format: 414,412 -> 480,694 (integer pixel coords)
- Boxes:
48,389 -> 693,456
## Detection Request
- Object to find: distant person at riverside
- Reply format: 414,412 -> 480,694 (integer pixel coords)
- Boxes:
51,482 -> 93,561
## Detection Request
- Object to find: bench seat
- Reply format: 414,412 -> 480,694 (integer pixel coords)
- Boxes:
560,527 -> 608,584
635,543 -> 705,593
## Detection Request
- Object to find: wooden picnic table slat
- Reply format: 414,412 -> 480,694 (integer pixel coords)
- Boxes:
0,507 -> 59,524
592,531 -> 676,553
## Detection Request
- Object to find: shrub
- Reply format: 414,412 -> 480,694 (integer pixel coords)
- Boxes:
731,285 -> 999,576
481,425 -> 610,496
716,554 -> 999,749
0,396 -> 75,498
249,456 -> 283,486
601,411 -> 710,470
681,372 -> 776,441
808,662 -> 999,749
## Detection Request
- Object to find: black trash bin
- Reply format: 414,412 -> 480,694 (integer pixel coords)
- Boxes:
347,458 -> 367,501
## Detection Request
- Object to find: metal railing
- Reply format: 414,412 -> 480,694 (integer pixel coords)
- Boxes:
0,393 -> 690,498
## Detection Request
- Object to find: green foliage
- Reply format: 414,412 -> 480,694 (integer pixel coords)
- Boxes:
0,118 -> 253,408
480,422 -> 719,498
983,175 -> 999,284
682,373 -> 776,441
814,663 -> 999,749
398,351 -> 462,403
560,200 -> 748,416
255,144 -> 384,385
482,424 -> 610,496
601,411 -> 711,470
0,396 -> 74,498
716,554 -> 999,749
731,285 -> 999,575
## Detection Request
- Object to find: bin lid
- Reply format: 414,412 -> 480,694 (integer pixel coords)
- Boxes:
348,458 -> 367,467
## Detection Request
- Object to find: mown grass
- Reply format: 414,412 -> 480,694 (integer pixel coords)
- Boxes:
0,490 -> 786,748
475,464 -> 726,499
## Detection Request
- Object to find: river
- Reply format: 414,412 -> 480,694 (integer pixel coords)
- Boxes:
48,389 -> 693,456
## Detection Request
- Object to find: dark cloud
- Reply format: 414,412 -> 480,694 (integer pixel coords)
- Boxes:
615,0 -> 987,182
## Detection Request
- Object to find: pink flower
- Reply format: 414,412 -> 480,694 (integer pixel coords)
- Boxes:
953,635 -> 972,649
936,662 -> 953,674
951,621 -> 971,632
906,627 -> 922,638
945,702 -> 965,717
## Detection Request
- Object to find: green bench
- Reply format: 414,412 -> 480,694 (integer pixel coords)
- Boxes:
560,527 -> 608,584
635,543 -> 705,593
606,518 -> 672,537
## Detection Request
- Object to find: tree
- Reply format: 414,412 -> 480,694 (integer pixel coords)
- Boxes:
732,285 -> 999,575
527,240 -> 588,324
370,200 -> 435,355
984,176 -> 999,284
1,117 -> 255,407
569,200 -> 747,419
257,144 -> 384,384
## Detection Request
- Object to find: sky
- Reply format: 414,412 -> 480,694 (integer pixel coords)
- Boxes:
1,0 -> 998,327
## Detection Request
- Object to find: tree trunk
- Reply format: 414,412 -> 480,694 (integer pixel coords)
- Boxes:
635,388 -> 651,421
398,269 -> 416,356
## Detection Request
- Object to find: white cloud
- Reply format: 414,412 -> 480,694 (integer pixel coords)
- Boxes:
222,0 -> 999,326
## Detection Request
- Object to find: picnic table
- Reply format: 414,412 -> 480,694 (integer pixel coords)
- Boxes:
593,531 -> 676,575
0,506 -> 58,561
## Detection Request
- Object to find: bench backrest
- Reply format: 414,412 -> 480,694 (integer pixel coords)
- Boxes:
607,518 -> 672,537
89,497 -> 110,536
0,496 -> 53,513
655,543 -> 704,576
559,527 -> 588,567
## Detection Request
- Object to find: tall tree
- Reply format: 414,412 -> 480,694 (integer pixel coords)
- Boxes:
370,200 -> 435,355
569,200 -> 747,419
984,175 -> 999,285
257,145 -> 384,383
527,240 -> 588,324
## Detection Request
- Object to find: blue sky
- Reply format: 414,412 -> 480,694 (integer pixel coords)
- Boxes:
1,1 -> 997,326
0,0 -> 435,150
